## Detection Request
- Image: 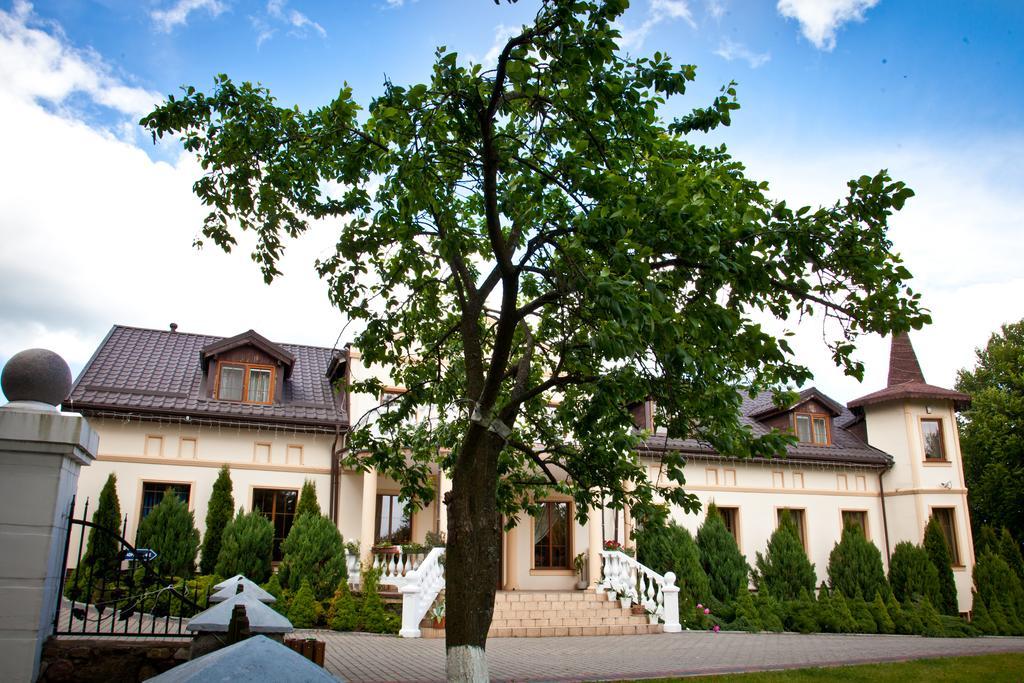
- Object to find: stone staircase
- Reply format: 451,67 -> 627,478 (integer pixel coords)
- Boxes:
421,590 -> 663,639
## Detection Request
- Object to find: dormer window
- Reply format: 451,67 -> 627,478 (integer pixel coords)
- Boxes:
216,362 -> 274,404
794,412 -> 830,445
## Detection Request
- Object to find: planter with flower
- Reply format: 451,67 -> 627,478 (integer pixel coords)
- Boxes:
430,598 -> 446,629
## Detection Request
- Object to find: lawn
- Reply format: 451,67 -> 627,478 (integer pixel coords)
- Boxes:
629,652 -> 1024,682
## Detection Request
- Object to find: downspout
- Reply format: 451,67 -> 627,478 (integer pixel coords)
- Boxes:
329,424 -> 341,525
878,466 -> 892,564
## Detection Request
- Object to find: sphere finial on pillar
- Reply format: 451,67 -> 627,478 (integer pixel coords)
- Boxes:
1,348 -> 73,406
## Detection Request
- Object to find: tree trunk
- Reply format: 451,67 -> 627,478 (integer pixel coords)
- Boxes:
444,428 -> 502,682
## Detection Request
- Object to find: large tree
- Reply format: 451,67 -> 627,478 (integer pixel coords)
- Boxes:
955,320 -> 1024,543
141,1 -> 925,677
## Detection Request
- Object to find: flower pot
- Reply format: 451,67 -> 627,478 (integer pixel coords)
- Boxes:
575,579 -> 588,591
630,604 -> 645,616
648,614 -> 659,625
432,617 -> 446,629
620,597 -> 632,609
607,592 -> 617,602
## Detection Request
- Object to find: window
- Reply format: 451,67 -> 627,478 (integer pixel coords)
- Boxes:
921,419 -> 946,461
933,507 -> 962,565
216,362 -> 275,404
842,510 -> 868,536
140,482 -> 190,520
794,412 -> 830,445
717,507 -> 740,544
777,508 -> 807,550
252,488 -> 298,561
375,494 -> 411,545
534,501 -> 570,569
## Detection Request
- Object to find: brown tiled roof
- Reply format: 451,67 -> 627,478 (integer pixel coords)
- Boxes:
848,333 -> 971,411
65,325 -> 347,430
638,390 -> 892,468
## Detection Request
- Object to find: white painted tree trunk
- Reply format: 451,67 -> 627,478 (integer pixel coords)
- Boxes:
446,645 -> 488,682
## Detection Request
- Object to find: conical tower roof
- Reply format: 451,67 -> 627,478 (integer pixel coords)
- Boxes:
848,332 -> 970,411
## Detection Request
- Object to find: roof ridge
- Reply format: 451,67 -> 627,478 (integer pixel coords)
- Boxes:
110,324 -> 337,353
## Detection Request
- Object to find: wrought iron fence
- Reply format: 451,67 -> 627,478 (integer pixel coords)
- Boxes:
53,496 -> 210,638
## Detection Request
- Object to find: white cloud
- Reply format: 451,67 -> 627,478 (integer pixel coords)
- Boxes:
466,23 -> 520,68
619,0 -> 696,53
266,0 -> 326,38
706,0 -> 726,20
738,137 -> 1024,401
0,1 -> 161,118
0,4 -> 344,388
714,39 -> 770,68
151,0 -> 228,34
777,0 -> 879,51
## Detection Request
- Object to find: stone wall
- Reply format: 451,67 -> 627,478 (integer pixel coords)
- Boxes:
38,638 -> 188,682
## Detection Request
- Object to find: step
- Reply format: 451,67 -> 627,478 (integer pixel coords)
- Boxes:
421,622 -> 663,639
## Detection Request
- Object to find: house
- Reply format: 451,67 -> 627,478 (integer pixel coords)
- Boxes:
65,325 -> 975,623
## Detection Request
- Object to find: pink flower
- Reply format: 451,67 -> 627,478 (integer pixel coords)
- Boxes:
713,624 -> 720,633
704,608 -> 710,615
696,603 -> 703,610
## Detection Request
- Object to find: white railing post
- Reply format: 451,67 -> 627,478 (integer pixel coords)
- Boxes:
398,571 -> 422,638
661,571 -> 681,633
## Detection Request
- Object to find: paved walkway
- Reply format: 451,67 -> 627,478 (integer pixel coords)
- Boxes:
295,629 -> 1024,682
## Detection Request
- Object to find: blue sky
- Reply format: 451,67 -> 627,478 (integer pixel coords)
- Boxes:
1,0 -> 1023,403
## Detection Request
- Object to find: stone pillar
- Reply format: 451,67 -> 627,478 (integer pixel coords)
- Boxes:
0,349 -> 96,682
587,503 -> 603,591
359,467 -> 378,567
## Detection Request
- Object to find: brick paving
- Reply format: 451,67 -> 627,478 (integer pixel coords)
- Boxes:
294,629 -> 1024,682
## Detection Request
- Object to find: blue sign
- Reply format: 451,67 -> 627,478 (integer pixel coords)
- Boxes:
124,548 -> 158,562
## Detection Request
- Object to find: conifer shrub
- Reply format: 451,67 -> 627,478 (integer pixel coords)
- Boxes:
923,516 -> 959,616
696,504 -> 749,603
707,596 -> 735,624
754,511 -> 815,601
827,521 -> 888,602
200,465 -> 234,575
753,593 -> 785,632
636,521 -> 710,612
359,567 -> 399,634
848,596 -> 877,633
783,590 -> 819,634
215,507 -> 274,583
970,590 -> 996,635
295,480 -> 322,519
886,593 -> 912,635
998,527 -> 1024,581
870,591 -> 895,634
974,525 -> 999,557
913,596 -> 945,637
279,513 -> 347,599
974,550 -> 1024,634
288,578 -> 321,628
728,592 -> 762,632
830,591 -> 857,634
65,474 -> 124,601
327,580 -> 360,631
888,541 -> 939,605
261,574 -> 288,615
136,490 -> 200,577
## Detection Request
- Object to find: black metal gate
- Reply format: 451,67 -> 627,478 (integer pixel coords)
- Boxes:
53,496 -> 209,638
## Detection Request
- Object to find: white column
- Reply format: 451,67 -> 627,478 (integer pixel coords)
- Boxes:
0,397 -> 97,682
588,503 -> 603,591
661,571 -> 682,633
359,467 -> 378,568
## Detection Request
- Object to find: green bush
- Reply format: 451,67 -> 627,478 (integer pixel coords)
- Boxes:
870,591 -> 895,634
923,516 -> 959,616
278,513 -> 347,600
728,592 -> 762,632
886,593 -> 912,635
261,574 -> 289,616
974,551 -> 1024,634
295,480 -> 322,519
288,578 -> 321,628
754,511 -> 816,601
200,465 -> 234,575
971,590 -> 997,635
848,596 -> 877,633
913,596 -> 946,637
636,521 -> 709,612
998,528 -> 1024,582
888,541 -> 939,605
753,593 -> 785,632
359,567 -> 399,634
215,507 -> 274,583
327,580 -> 360,631
827,521 -> 888,602
783,590 -> 819,634
830,591 -> 857,634
136,490 -> 200,577
696,504 -> 749,603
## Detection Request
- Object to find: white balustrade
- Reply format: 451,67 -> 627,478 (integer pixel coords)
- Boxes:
599,550 -> 681,632
371,548 -> 427,588
398,547 -> 446,638
345,552 -> 361,585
